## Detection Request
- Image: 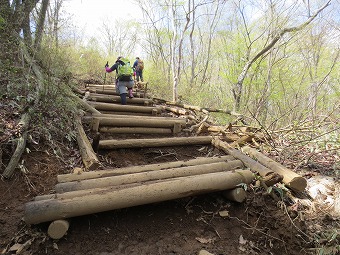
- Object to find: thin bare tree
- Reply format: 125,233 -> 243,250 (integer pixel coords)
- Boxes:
232,0 -> 332,111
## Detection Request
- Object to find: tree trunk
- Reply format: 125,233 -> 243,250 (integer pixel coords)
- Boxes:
232,0 -> 331,111
99,136 -> 213,149
242,146 -> 307,192
24,170 -> 254,224
57,155 -> 236,183
34,0 -> 49,51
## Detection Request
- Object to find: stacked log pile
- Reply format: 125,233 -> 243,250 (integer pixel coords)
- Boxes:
23,82 -> 308,239
24,156 -> 255,239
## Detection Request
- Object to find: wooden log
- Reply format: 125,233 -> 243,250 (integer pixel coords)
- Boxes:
97,111 -> 152,116
91,113 -> 186,121
229,134 -> 255,148
92,132 -> 100,152
24,170 -> 254,224
91,118 -> 100,132
86,84 -> 116,89
2,113 -> 30,178
55,160 -> 244,193
100,127 -> 172,134
47,220 -> 70,239
96,116 -> 186,128
82,88 -> 125,95
94,89 -> 144,98
173,123 -> 182,133
57,155 -> 236,183
88,95 -> 153,105
89,102 -> 162,114
99,136 -> 213,149
166,102 -> 209,114
212,137 -> 274,177
160,106 -> 189,115
75,117 -> 100,170
222,187 -> 247,203
242,146 -> 307,192
72,94 -> 101,114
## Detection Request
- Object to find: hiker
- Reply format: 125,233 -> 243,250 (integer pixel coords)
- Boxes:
105,57 -> 134,105
133,57 -> 144,82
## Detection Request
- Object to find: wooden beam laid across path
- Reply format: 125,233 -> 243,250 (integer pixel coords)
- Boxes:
57,155 -> 236,183
95,116 -> 186,128
94,89 -> 145,98
55,160 -> 244,193
99,136 -> 213,149
88,94 -> 153,105
99,127 -> 173,134
24,170 -> 254,224
89,102 -> 162,114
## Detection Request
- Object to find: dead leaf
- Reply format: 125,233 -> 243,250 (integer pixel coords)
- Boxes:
195,237 -> 214,244
219,210 -> 229,217
239,235 -> 247,245
9,243 -> 24,252
53,243 -> 59,250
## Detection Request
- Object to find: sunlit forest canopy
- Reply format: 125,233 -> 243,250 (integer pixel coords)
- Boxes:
0,0 -> 339,130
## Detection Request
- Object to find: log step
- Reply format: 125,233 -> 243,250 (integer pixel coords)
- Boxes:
57,155 -> 236,183
88,94 -> 153,105
24,170 -> 255,224
89,101 -> 162,114
54,160 -> 244,193
95,116 -> 186,128
98,136 -> 213,149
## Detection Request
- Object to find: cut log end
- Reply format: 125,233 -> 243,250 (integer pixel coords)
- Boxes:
222,187 -> 247,203
47,220 -> 70,239
287,177 -> 308,192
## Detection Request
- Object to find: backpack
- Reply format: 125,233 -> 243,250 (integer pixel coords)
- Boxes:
137,59 -> 144,71
117,58 -> 133,81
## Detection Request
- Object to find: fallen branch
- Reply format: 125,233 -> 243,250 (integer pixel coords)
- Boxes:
2,113 -> 30,178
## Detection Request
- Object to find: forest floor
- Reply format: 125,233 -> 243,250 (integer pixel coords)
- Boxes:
0,92 -> 339,255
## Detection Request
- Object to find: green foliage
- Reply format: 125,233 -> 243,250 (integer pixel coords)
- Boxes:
0,15 -> 5,30
31,81 -> 79,152
311,229 -> 340,255
145,63 -> 173,100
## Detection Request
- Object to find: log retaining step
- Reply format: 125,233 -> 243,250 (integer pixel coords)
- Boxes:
24,170 -> 254,224
98,136 -> 213,149
57,155 -> 236,183
89,101 -> 162,114
54,160 -> 244,193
